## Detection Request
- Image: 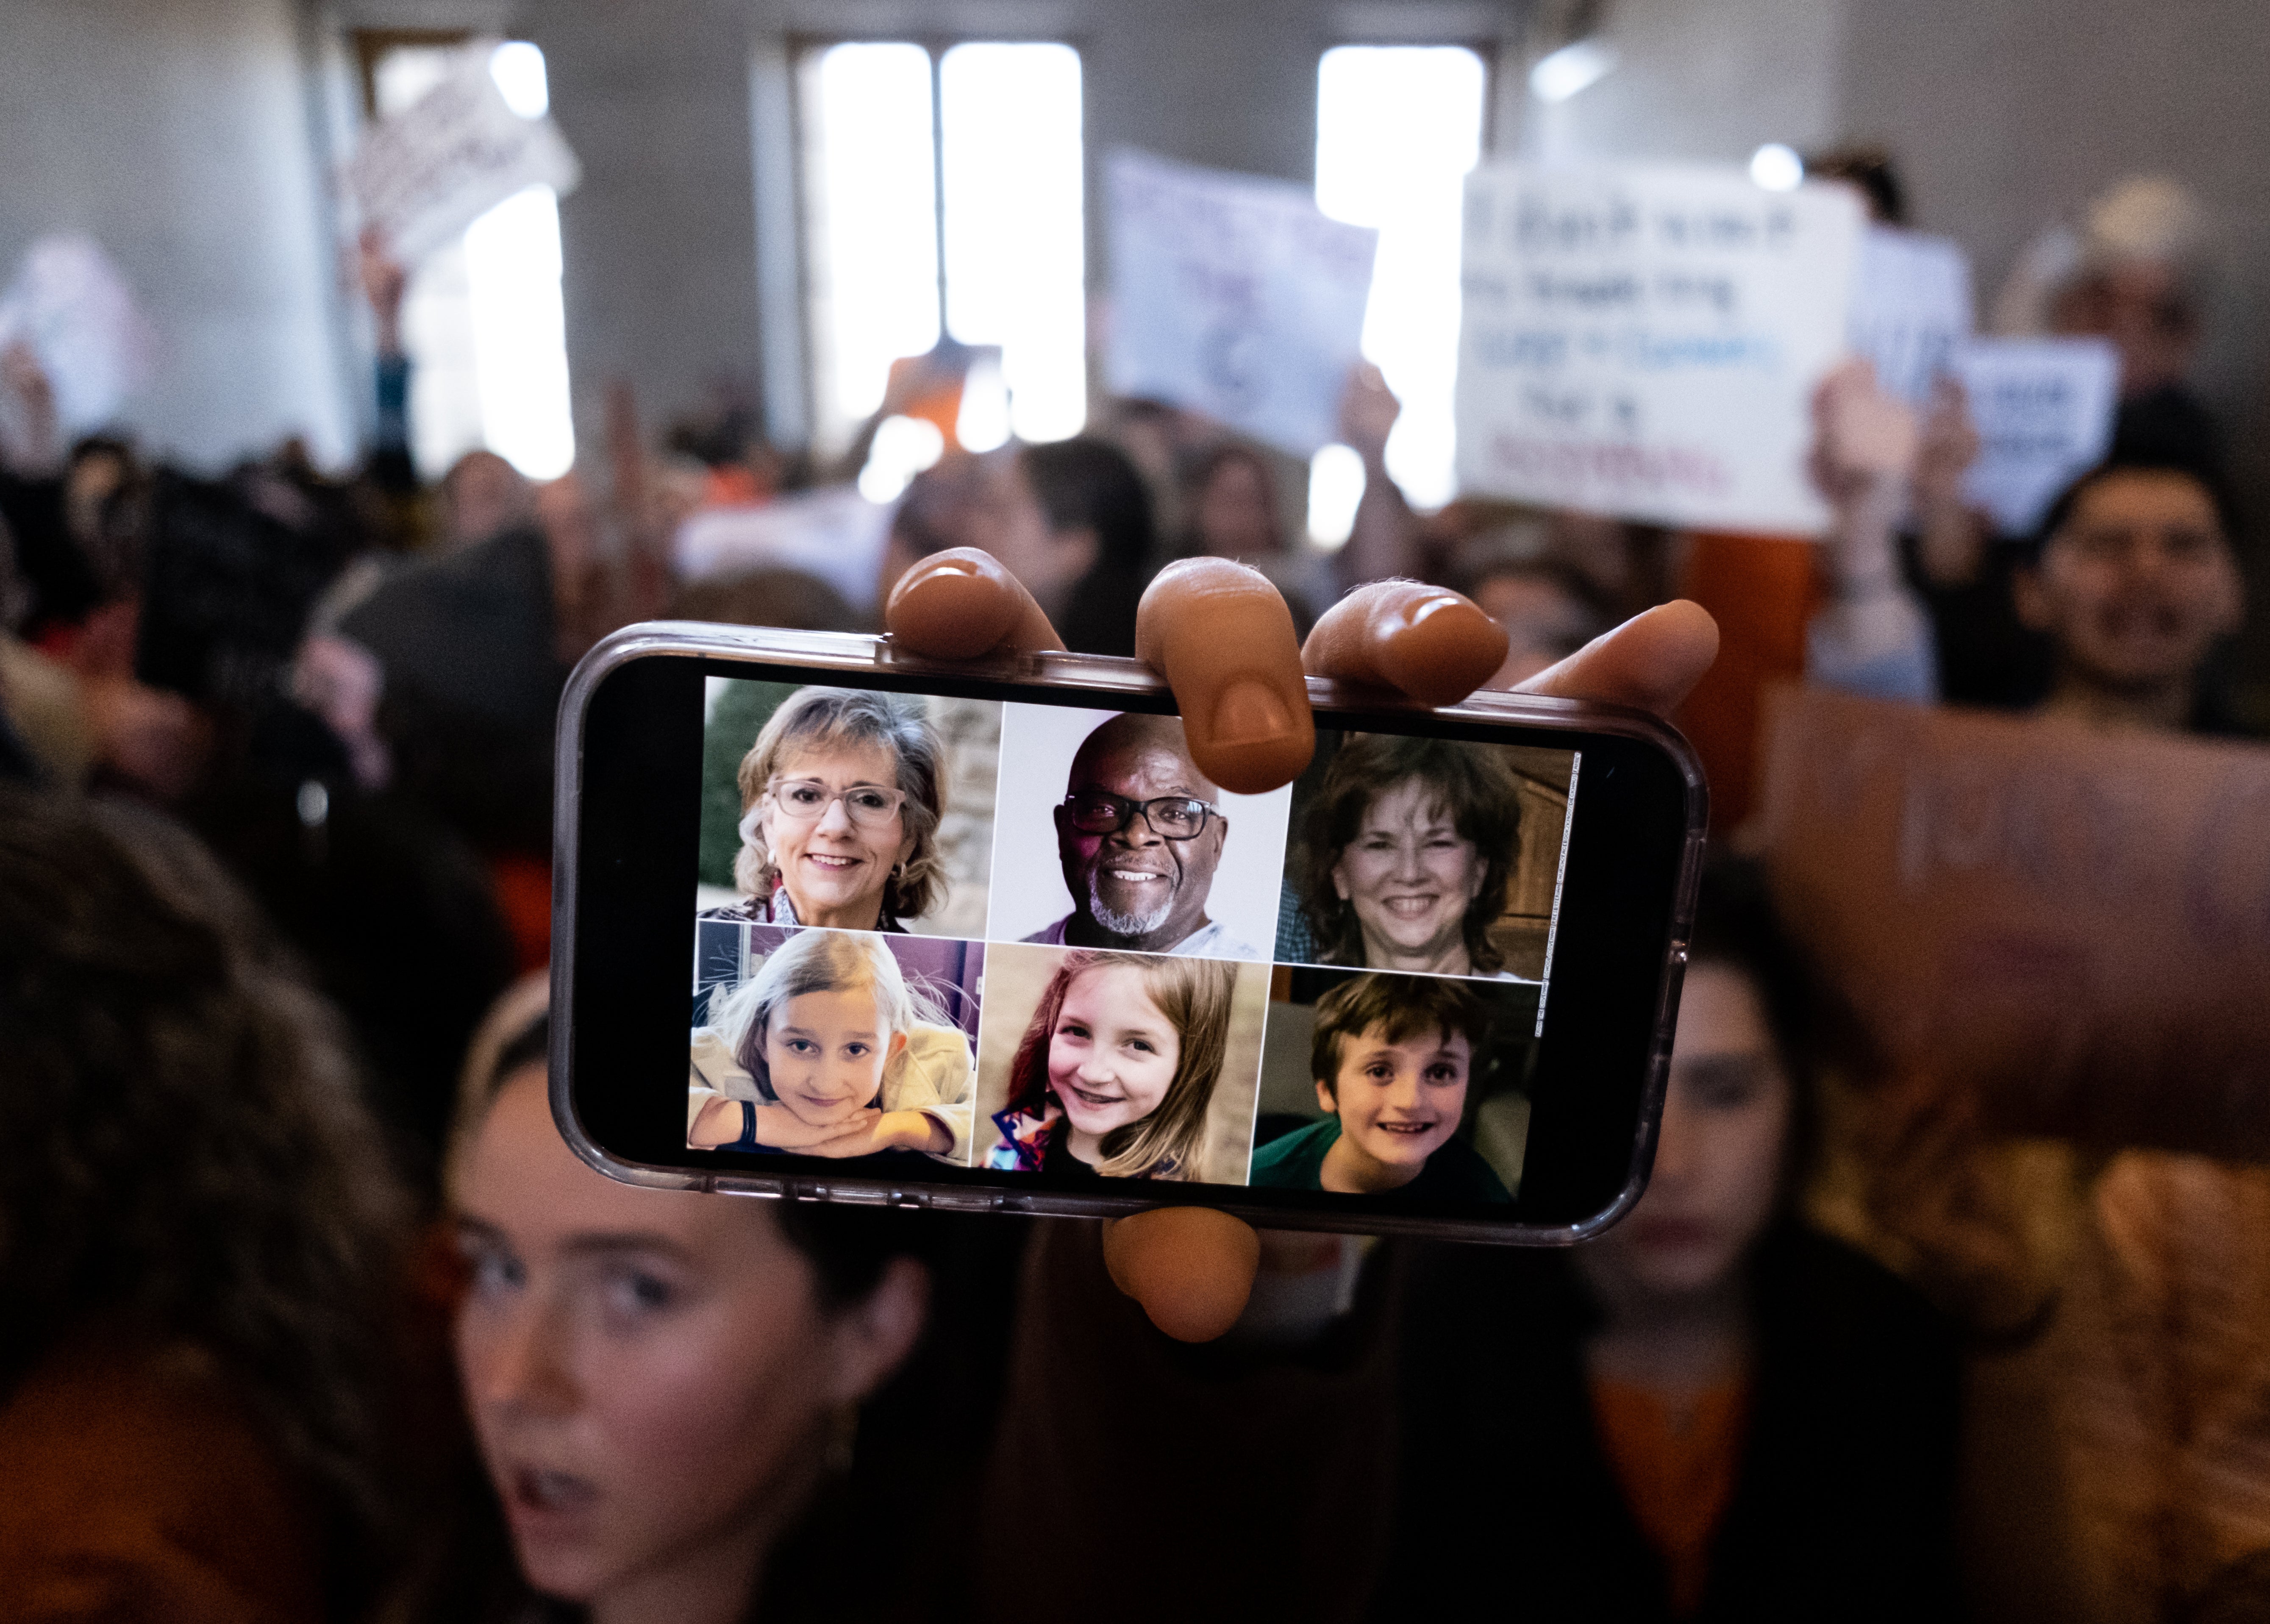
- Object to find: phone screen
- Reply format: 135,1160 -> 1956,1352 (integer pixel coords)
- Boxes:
685,676 -> 1581,1204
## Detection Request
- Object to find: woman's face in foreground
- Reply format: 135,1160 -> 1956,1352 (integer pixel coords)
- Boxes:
453,1069 -> 920,1610
1585,962 -> 1791,1301
762,739 -> 913,929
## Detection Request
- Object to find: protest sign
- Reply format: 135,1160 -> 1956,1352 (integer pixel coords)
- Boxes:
0,234 -> 156,433
1950,336 -> 2120,536
1847,226 -> 1972,406
346,41 -> 581,266
1455,164 -> 1864,534
1756,684 -> 2270,1161
1105,148 -> 1379,458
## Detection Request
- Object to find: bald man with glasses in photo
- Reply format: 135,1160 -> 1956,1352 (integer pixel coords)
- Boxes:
1026,712 -> 1260,959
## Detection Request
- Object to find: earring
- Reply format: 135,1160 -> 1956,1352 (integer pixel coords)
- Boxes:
891,862 -> 904,879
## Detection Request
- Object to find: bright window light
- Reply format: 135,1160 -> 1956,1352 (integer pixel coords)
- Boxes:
464,186 -> 574,478
955,349 -> 1013,453
375,40 -> 574,480
1528,38 -> 1618,104
1316,44 -> 1486,511
939,42 -> 1086,443
1306,442 -> 1365,547
489,41 -> 549,118
1750,142 -> 1805,192
857,414 -> 946,503
802,43 -> 942,452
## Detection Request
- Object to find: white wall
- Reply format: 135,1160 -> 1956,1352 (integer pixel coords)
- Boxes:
1518,0 -> 1848,165
0,0 -> 357,470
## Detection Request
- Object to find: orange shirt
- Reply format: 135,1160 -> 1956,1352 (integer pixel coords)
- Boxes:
1673,531 -> 1820,835
1589,1374 -> 1754,1617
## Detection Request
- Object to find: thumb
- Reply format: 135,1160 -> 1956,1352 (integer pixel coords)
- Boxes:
1100,1207 -> 1261,1342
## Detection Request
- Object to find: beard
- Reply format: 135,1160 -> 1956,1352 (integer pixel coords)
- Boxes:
1086,862 -> 1179,937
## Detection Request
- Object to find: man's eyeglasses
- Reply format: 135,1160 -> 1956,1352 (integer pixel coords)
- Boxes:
1061,790 -> 1219,840
767,778 -> 908,828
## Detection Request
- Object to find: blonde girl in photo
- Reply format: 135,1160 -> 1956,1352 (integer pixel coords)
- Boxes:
689,929 -> 975,1163
986,950 -> 1236,1181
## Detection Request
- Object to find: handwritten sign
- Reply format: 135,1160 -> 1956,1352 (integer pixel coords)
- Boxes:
346,42 -> 581,265
1757,684 -> 2270,1160
1105,148 -> 1379,458
1950,336 -> 2120,536
1848,226 -> 1972,406
0,234 -> 156,434
1455,163 -> 1864,534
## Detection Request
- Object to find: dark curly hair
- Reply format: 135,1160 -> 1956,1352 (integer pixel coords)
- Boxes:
0,787 -> 411,1587
1298,734 -> 1523,974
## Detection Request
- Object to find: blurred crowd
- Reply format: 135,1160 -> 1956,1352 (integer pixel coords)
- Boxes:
2,153 -> 2267,1624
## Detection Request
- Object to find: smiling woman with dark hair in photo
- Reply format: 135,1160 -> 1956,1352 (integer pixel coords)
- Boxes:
1298,733 -> 1524,978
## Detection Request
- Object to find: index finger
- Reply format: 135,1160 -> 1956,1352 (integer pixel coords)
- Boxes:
1508,599 -> 1720,720
885,547 -> 1066,659
1133,558 -> 1313,795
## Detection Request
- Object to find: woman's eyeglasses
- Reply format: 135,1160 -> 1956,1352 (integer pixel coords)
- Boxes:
767,778 -> 908,827
1061,790 -> 1219,840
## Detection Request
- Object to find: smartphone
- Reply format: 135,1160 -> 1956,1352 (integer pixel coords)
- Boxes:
553,623 -> 1705,1243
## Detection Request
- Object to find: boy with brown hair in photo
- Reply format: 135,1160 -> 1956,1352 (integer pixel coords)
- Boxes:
1250,974 -> 1510,1201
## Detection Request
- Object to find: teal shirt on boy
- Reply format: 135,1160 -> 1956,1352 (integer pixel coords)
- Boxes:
1248,1117 -> 1513,1202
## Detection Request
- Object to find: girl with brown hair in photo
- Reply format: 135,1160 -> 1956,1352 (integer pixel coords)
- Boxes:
985,950 -> 1236,1181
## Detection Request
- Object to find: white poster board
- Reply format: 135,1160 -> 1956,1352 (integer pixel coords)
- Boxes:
1105,148 -> 1379,458
0,234 -> 156,434
1951,336 -> 2120,534
1848,226 -> 1972,406
1455,164 -> 1865,534
346,42 -> 582,265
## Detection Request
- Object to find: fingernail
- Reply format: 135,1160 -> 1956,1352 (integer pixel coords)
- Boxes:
1385,592 -> 1467,633
905,556 -> 980,585
1211,679 -> 1294,746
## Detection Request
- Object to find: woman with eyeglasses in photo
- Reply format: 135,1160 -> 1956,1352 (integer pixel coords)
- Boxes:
705,688 -> 949,934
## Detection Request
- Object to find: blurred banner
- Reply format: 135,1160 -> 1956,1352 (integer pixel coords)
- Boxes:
0,234 -> 156,434
1757,684 -> 2270,1161
1847,226 -> 1973,406
1104,147 -> 1378,457
1950,336 -> 2120,535
1455,163 -> 1864,534
346,40 -> 581,265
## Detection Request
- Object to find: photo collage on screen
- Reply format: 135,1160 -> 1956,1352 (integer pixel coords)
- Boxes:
688,677 -> 1579,1203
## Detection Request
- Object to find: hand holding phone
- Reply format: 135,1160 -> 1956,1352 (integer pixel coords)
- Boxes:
554,552 -> 1716,1344
897,553 -> 1717,1338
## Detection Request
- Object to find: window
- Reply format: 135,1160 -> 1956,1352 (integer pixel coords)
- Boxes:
1313,44 -> 1489,516
798,39 -> 1086,479
364,37 -> 575,480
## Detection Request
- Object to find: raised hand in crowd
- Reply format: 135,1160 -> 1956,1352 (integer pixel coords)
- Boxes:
1912,373 -> 1989,587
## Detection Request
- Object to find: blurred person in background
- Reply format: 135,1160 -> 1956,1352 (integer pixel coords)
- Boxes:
1996,177 -> 2226,476
1449,539 -> 1616,687
1386,860 -> 1963,1622
431,992 -> 934,1624
1013,437 -> 1158,658
870,439 -> 1156,656
1172,440 -> 1332,632
2012,457 -> 2248,735
0,787 -> 413,1622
